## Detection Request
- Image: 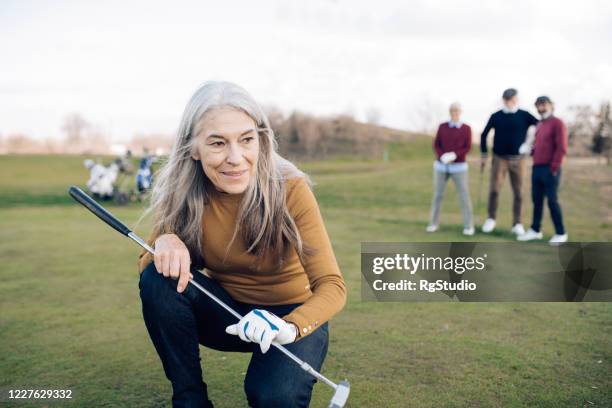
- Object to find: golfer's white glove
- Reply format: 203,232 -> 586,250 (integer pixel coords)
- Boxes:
226,309 -> 297,353
440,152 -> 457,164
518,143 -> 531,155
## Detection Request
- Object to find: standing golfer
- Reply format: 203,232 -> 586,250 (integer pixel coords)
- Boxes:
137,81 -> 346,407
480,88 -> 538,235
426,102 -> 474,235
518,96 -> 569,244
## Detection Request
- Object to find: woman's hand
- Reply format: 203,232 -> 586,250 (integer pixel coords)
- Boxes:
154,233 -> 193,293
225,309 -> 297,353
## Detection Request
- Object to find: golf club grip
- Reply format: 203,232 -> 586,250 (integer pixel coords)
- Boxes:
68,186 -> 132,236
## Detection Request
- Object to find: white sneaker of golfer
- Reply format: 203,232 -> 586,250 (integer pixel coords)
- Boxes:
226,309 -> 297,353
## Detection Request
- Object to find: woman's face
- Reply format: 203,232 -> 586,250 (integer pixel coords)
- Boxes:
191,106 -> 260,194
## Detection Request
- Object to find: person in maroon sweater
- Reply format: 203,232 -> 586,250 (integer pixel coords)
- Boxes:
433,118 -> 473,162
427,102 -> 474,235
518,96 -> 569,245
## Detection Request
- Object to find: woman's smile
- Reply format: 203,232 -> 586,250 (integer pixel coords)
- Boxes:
220,169 -> 248,179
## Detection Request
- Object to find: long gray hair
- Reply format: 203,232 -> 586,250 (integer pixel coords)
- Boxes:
144,81 -> 310,269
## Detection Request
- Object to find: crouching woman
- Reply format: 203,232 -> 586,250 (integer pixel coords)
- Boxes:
137,81 -> 346,408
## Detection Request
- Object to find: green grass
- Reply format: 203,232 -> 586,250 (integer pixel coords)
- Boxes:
1,145 -> 611,407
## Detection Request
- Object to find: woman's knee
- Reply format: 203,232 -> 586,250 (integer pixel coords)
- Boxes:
139,262 -> 183,317
139,262 -> 160,293
244,324 -> 328,407
245,378 -> 307,408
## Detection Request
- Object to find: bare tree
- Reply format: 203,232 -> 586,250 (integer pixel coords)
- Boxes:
265,105 -> 290,148
593,102 -> 612,164
567,105 -> 597,156
269,109 -> 414,159
62,113 -> 89,144
264,105 -> 285,128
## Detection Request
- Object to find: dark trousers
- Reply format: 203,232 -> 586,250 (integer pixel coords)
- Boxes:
531,165 -> 565,235
139,262 -> 329,408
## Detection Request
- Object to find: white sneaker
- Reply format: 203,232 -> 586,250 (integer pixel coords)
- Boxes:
511,223 -> 526,235
517,228 -> 543,241
549,234 -> 568,246
481,218 -> 496,233
426,224 -> 438,233
463,227 -> 475,236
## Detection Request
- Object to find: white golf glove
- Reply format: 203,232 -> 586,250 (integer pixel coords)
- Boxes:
440,152 -> 457,164
225,309 -> 297,353
518,143 -> 531,155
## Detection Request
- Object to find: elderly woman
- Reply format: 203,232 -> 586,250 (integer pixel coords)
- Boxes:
426,102 -> 475,235
137,81 -> 346,407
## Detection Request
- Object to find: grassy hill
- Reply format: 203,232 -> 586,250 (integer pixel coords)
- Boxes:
1,142 -> 611,407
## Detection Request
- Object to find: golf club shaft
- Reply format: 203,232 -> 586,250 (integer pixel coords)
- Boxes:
476,164 -> 484,224
128,232 -> 339,390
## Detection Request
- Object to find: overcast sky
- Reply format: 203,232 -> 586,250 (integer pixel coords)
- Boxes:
1,0 -> 611,141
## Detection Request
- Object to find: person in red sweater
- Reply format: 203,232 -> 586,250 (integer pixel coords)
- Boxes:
518,96 -> 569,245
426,102 -> 474,235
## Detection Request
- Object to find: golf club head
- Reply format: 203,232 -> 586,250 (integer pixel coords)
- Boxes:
328,379 -> 350,408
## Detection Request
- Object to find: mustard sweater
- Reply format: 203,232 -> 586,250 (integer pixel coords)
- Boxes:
138,177 -> 346,338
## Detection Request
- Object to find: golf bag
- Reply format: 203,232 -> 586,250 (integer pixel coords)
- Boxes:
84,159 -> 120,200
136,155 -> 155,193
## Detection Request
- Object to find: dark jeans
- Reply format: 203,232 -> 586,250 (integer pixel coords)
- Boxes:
531,164 -> 565,234
139,262 -> 329,408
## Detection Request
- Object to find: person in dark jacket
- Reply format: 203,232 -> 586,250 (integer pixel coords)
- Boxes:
518,96 -> 569,245
480,88 -> 538,235
426,102 -> 474,235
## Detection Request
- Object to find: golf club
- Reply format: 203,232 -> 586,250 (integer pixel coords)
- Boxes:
68,185 -> 350,408
476,160 -> 485,227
